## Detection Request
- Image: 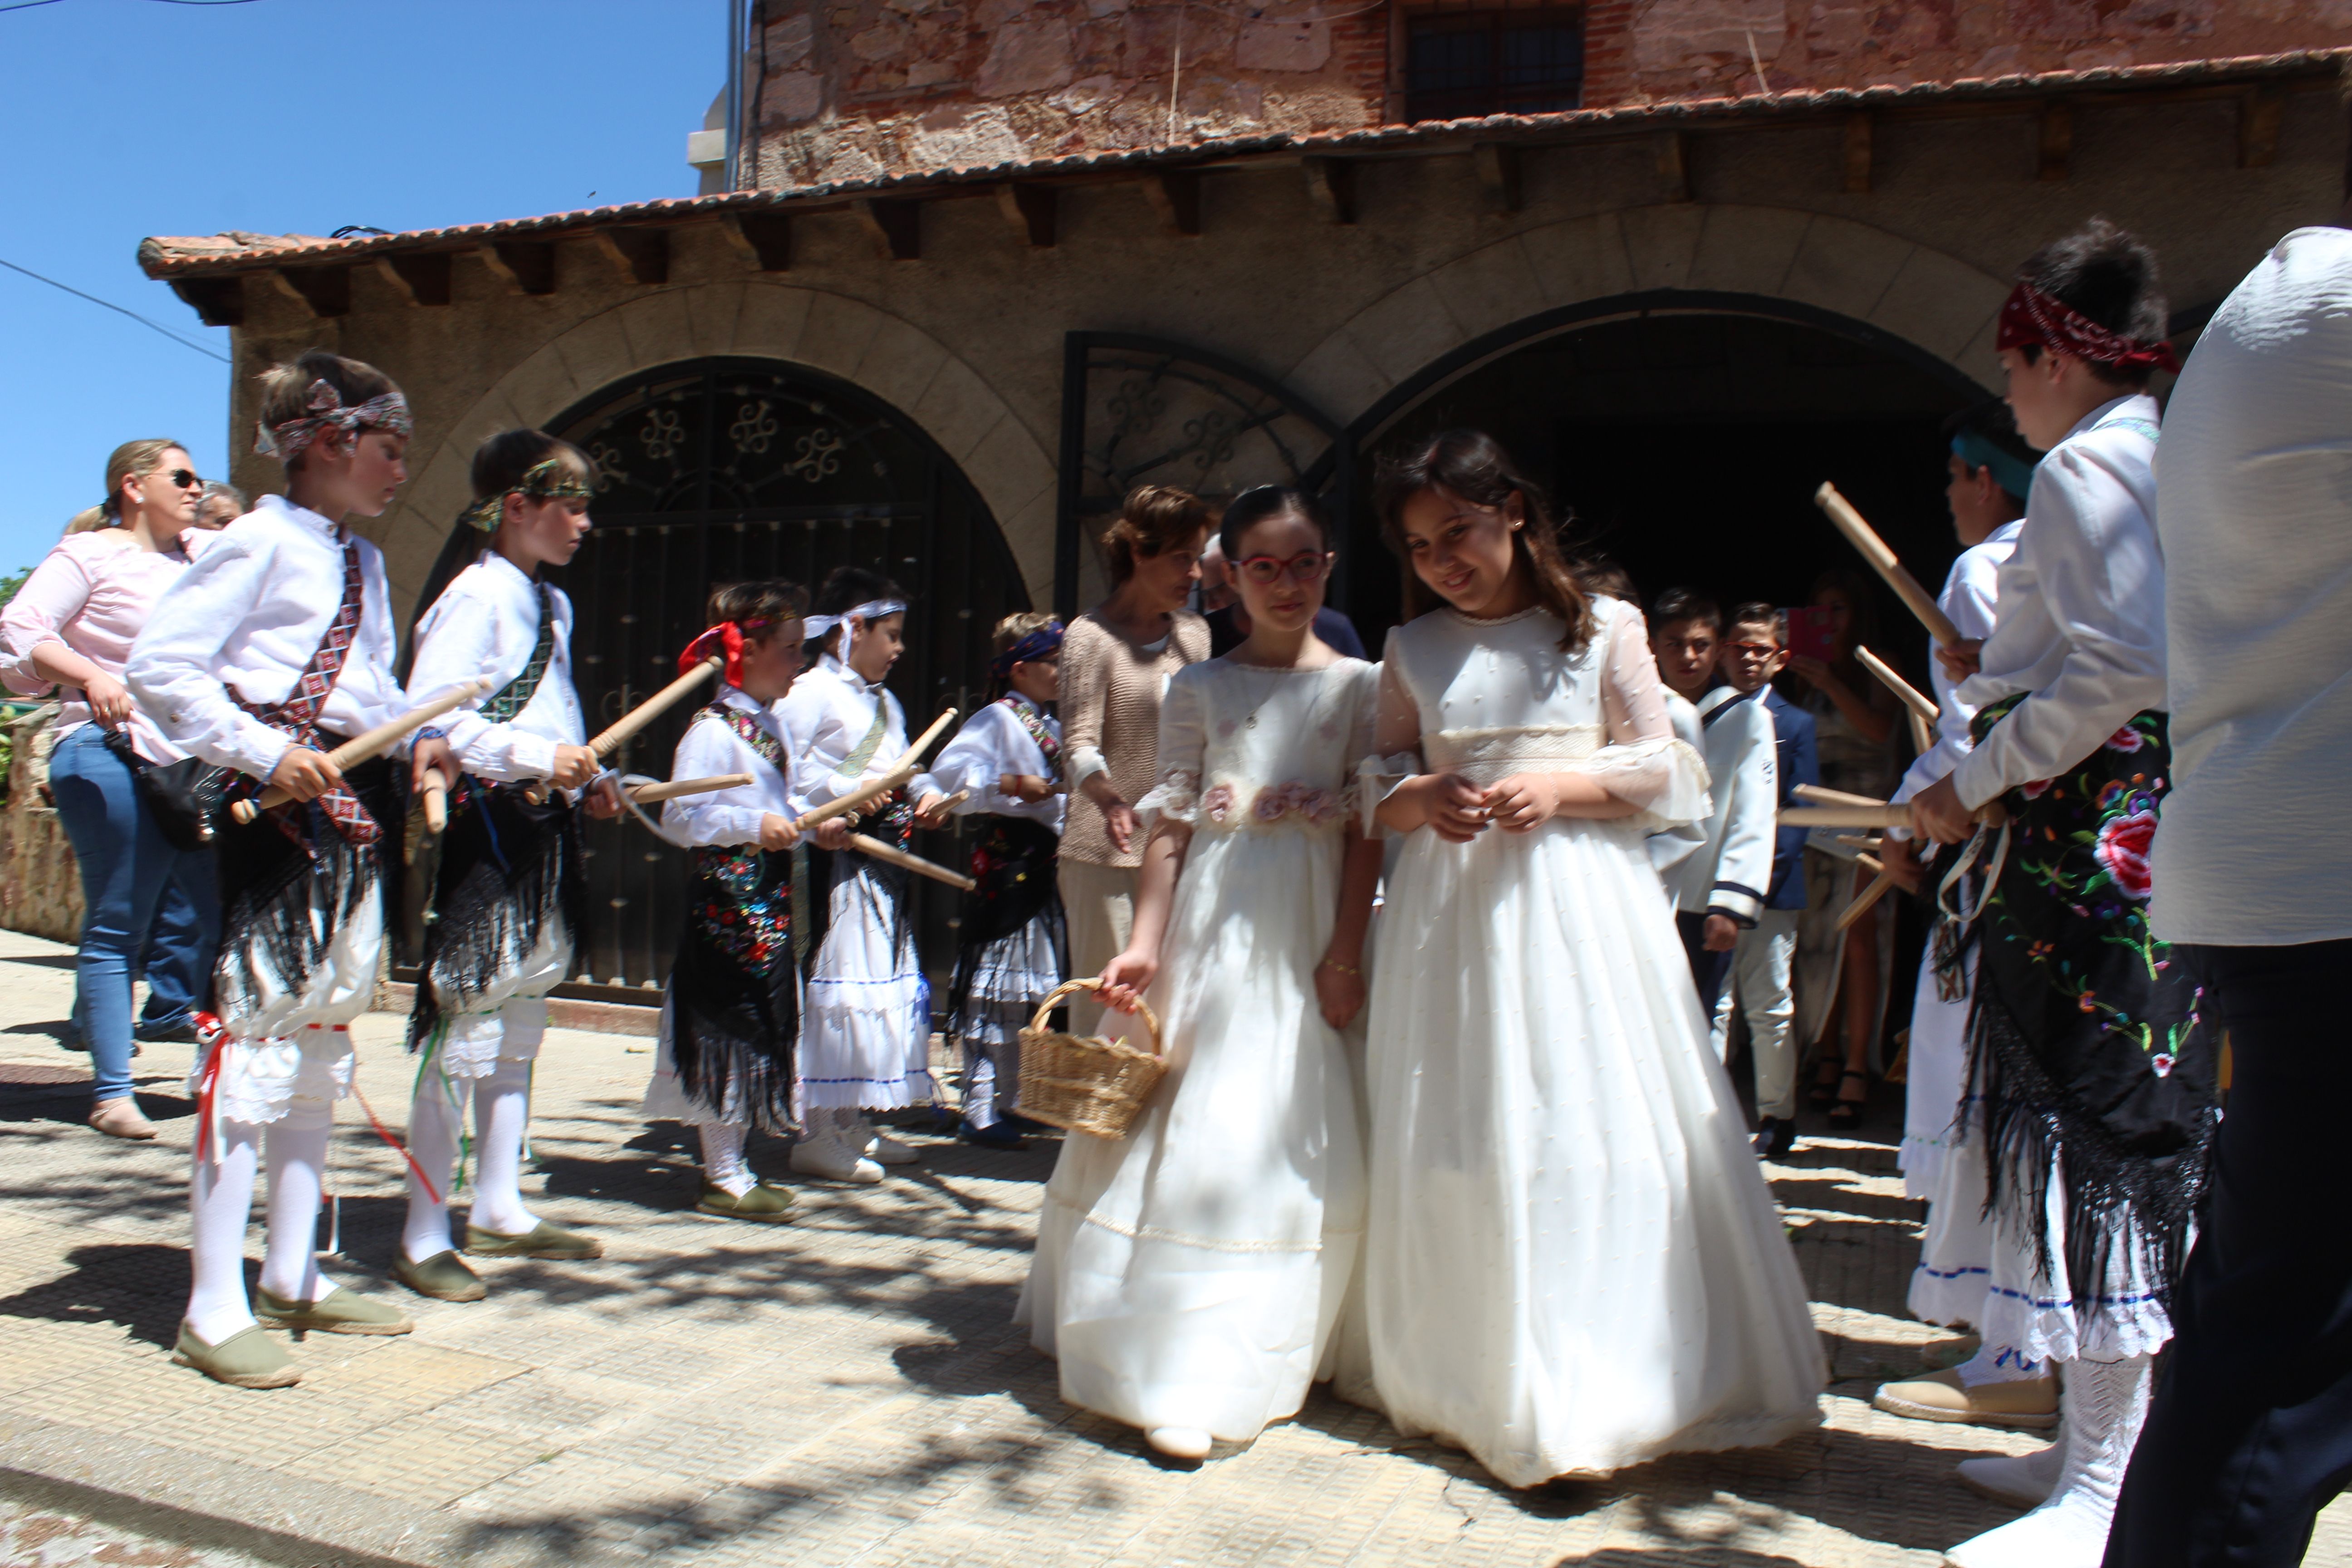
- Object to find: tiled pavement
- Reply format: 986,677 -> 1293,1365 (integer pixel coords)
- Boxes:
0,928 -> 2342,1568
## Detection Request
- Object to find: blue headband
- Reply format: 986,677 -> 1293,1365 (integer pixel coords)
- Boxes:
1951,430 -> 2038,505
990,620 -> 1064,682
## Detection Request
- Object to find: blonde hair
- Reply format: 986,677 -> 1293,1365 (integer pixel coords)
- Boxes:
63,507 -> 108,537
992,610 -> 1058,656
99,438 -> 188,523
1099,484 -> 1210,586
255,350 -> 401,469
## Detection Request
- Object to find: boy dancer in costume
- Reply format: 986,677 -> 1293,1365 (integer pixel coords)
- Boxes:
1651,588 -> 1777,1015
642,581 -> 832,1220
128,351 -> 457,1387
912,613 -> 1066,1149
1710,604 -> 1818,1161
1909,222 -> 2216,1568
394,431 -> 622,1302
1872,403 -> 2054,1447
779,568 -> 932,1183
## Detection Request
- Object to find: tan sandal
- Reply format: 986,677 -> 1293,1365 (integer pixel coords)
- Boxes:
88,1096 -> 157,1141
173,1321 -> 300,1389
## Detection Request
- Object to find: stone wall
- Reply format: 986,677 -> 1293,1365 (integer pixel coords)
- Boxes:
0,706 -> 84,946
742,1 -> 2352,189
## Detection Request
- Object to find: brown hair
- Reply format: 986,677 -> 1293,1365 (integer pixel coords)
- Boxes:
1809,567 -> 1882,657
1725,601 -> 1787,643
99,438 -> 189,522
709,578 -> 809,637
255,349 -> 402,468
992,610 -> 1058,655
469,427 -> 597,502
1100,484 -> 1210,586
1374,428 -> 1595,652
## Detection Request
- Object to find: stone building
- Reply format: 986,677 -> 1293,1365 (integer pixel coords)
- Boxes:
138,4 -> 2352,995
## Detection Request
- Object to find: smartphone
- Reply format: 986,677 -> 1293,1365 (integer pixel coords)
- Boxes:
1784,606 -> 1836,663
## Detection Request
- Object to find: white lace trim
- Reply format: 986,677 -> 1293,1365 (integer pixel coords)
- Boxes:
1423,723 -> 1604,779
1134,768 -> 1199,829
1355,752 -> 1423,835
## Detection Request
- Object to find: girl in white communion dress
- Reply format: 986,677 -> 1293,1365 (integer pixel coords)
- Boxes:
1348,429 -> 1825,1488
1016,486 -> 1382,1463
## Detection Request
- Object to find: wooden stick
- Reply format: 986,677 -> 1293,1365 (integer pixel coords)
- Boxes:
421,768 -> 449,835
1794,782 -> 1887,810
1834,834 -> 1885,853
1783,803 -> 1915,829
848,832 -> 976,891
232,678 -> 492,822
790,708 -> 959,833
1837,859 -> 1900,932
591,657 -> 722,761
1909,708 -> 1936,758
1857,646 -> 1940,727
627,772 -> 753,806
1815,483 -> 1965,648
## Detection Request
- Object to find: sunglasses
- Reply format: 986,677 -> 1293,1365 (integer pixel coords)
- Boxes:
1239,552 -> 1331,585
151,468 -> 203,490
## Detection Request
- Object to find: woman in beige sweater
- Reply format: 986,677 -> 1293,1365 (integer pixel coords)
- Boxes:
1058,486 -> 1212,1032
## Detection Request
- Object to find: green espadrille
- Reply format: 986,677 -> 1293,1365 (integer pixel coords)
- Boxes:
394,1248 -> 487,1302
255,1284 -> 414,1335
173,1321 -> 300,1388
696,1181 -> 797,1223
463,1219 -> 604,1260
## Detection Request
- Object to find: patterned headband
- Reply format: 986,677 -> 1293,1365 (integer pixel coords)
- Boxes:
255,378 -> 414,462
459,455 -> 597,532
1995,283 -> 2180,374
990,620 -> 1064,682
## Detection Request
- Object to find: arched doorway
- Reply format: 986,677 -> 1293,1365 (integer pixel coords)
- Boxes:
547,356 -> 1029,997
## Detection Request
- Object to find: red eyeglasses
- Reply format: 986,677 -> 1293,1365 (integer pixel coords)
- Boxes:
1238,552 -> 1332,585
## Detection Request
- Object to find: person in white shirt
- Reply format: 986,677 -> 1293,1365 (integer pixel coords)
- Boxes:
913,612 -> 1065,1148
127,351 -> 458,1389
2104,224 -> 2352,1568
1870,401 -> 2062,1443
392,431 -> 624,1304
778,568 -> 936,1183
1650,588 -> 1772,1015
1908,223 -> 2218,1568
642,580 -> 838,1221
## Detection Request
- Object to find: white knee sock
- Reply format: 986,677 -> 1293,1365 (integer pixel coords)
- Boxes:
699,1122 -> 753,1196
1945,1354 -> 2153,1568
470,1056 -> 538,1236
257,1099 -> 338,1306
186,1117 -> 263,1344
402,1067 -> 469,1264
1955,1343 -> 2047,1385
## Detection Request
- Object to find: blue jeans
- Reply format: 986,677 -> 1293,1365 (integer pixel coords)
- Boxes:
47,725 -> 220,1102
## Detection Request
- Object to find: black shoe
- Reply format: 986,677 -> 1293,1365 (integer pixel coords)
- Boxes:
1752,1117 -> 1797,1160
135,1021 -> 197,1044
958,1117 -> 1027,1150
997,1111 -> 1055,1138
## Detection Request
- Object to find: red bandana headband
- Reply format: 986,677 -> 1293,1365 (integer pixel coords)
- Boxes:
680,618 -> 774,688
1995,283 -> 2180,374
256,378 -> 415,462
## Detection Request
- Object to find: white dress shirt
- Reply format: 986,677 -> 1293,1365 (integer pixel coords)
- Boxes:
1953,395 -> 2167,808
1671,686 -> 1778,924
1889,519 -> 2024,825
662,686 -> 807,847
2153,226 -> 2352,945
912,694 -> 1064,831
408,552 -> 585,783
126,494 -> 412,780
777,655 -> 908,807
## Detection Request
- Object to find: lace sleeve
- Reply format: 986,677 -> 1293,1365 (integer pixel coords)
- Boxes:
1355,632 -> 1425,833
1135,668 -> 1205,829
1580,601 -> 1711,830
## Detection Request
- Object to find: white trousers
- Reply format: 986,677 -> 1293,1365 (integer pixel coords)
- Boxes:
1714,909 -> 1800,1120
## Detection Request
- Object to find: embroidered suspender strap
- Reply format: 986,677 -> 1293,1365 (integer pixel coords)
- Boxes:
1001,695 -> 1062,783
477,583 -> 556,725
714,704 -> 789,778
236,540 -> 380,845
838,697 -> 890,778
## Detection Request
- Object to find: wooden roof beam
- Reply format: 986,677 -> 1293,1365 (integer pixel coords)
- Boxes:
591,225 -> 669,286
855,197 -> 922,261
268,264 -> 350,318
2239,87 -> 2284,168
167,276 -> 243,328
2038,101 -> 2073,181
1303,157 -> 1356,224
996,182 -> 1057,248
1473,144 -> 1521,213
1657,131 -> 1691,202
720,212 -> 793,271
372,251 -> 451,306
1842,112 -> 1873,194
478,240 -> 557,296
1142,171 -> 1201,236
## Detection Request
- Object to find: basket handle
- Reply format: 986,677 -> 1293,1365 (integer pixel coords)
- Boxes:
1031,976 -> 1164,1058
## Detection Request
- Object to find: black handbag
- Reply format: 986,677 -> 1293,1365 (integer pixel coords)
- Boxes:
102,729 -> 237,852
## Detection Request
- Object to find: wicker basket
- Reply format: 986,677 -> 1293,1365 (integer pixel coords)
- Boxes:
1016,977 -> 1166,1140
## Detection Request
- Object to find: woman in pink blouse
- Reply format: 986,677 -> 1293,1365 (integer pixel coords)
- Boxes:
3,439 -> 217,1139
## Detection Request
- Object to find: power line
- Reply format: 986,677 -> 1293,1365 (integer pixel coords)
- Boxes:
1,0 -> 264,11
0,257 -> 230,363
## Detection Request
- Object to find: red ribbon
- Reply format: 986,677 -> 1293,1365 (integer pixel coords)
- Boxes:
1995,282 -> 2180,373
192,1016 -> 225,1166
679,618 -> 771,688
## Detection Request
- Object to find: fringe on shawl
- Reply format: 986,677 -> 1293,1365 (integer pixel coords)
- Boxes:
406,795 -> 586,1053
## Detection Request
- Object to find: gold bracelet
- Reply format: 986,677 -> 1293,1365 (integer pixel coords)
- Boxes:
1318,958 -> 1362,977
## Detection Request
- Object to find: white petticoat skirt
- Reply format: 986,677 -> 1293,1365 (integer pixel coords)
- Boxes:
798,860 -> 931,1113
1977,1149 -> 2177,1367
426,924 -> 571,1079
196,865 -> 385,1126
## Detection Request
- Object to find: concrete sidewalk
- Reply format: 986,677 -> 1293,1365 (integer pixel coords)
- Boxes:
0,929 -> 2339,1567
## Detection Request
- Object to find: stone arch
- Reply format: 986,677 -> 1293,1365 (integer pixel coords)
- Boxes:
381,282 -> 1057,610
1278,204 -> 2008,435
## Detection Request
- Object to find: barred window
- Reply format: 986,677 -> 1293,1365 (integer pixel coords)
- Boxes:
1405,8 -> 1584,124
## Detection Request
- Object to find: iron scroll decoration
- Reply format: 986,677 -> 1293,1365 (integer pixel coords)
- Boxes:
531,357 -> 1029,1000
1054,331 -> 1341,618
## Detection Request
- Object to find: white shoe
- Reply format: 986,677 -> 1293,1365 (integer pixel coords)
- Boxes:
1146,1426 -> 1211,1460
1957,1428 -> 2067,1509
789,1125 -> 884,1185
855,1118 -> 922,1166
1943,1357 -> 2151,1568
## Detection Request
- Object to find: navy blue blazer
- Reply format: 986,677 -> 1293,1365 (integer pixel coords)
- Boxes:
1761,686 -> 1818,910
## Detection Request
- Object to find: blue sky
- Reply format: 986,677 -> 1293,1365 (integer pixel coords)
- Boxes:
0,0 -> 724,574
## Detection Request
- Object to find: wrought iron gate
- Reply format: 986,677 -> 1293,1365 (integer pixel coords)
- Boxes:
545,357 -> 1029,1000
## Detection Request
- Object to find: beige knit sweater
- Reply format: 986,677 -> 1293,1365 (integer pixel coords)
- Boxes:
1058,608 -> 1211,869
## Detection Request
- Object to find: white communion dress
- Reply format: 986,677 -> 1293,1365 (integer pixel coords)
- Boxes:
1350,598 -> 1826,1487
1016,654 -> 1378,1445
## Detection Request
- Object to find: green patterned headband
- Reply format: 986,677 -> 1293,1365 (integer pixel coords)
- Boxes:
460,455 -> 595,532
